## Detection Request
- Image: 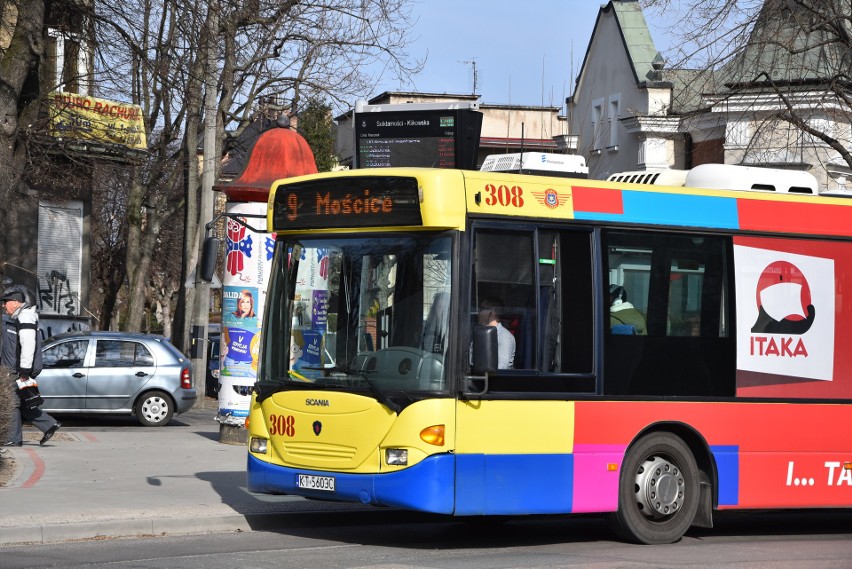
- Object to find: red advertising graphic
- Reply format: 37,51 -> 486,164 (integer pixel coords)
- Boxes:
734,236 -> 852,399
574,401 -> 852,510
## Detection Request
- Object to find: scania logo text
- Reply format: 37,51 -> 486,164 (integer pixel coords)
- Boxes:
306,398 -> 330,407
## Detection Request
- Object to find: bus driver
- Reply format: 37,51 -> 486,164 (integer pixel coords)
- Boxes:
478,297 -> 516,369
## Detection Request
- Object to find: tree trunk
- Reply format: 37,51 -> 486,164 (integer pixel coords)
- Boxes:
173,14 -> 209,351
0,0 -> 46,209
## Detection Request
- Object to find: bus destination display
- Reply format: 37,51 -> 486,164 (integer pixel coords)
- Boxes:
273,176 -> 423,230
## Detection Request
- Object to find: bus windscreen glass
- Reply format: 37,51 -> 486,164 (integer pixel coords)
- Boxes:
261,234 -> 453,394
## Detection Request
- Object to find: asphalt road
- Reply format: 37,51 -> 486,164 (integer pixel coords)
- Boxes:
4,399 -> 852,568
2,508 -> 852,568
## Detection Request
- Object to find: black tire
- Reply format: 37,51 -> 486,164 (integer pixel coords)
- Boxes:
136,390 -> 174,427
607,432 -> 700,544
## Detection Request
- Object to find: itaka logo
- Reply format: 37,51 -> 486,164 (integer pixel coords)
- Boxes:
751,260 -> 815,335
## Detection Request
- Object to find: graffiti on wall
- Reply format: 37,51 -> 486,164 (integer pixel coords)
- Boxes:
38,270 -> 79,316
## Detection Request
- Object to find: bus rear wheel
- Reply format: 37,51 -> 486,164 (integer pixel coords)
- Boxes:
608,432 -> 700,544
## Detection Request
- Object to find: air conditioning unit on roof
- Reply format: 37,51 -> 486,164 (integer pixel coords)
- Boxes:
479,152 -> 588,178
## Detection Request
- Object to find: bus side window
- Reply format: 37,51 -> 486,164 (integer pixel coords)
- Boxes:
603,230 -> 735,397
470,227 -> 595,392
541,230 -> 594,375
471,228 -> 535,370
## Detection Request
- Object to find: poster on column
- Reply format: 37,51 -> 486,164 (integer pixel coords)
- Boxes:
218,201 -> 272,424
290,247 -> 331,378
222,286 -> 259,377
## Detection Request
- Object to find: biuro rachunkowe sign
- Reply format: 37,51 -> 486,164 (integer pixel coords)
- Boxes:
48,92 -> 147,151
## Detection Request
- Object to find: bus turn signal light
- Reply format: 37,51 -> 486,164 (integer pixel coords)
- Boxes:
420,425 -> 445,446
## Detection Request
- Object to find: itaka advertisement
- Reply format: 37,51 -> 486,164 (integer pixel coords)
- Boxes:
734,235 -> 852,399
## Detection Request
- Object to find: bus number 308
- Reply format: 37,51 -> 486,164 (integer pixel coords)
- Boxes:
269,414 -> 296,437
484,184 -> 524,207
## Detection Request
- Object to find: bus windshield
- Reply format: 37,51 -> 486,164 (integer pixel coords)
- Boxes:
261,233 -> 453,397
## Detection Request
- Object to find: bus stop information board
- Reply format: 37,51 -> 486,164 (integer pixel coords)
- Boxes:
355,108 -> 482,170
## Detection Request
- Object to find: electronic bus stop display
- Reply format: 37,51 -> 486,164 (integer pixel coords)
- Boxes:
355,109 -> 483,170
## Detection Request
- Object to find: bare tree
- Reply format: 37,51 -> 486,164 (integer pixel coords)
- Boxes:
641,0 -> 852,185
3,1 -> 421,343
83,0 -> 421,348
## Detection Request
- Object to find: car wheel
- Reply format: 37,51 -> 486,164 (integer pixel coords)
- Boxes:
607,432 -> 700,545
136,390 -> 174,427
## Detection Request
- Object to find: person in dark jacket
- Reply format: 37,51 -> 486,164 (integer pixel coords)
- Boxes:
609,285 -> 647,335
1,285 -> 60,447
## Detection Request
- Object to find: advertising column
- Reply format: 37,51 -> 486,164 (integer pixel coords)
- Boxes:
217,201 -> 273,427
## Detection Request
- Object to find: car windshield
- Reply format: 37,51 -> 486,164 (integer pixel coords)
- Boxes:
261,234 -> 453,396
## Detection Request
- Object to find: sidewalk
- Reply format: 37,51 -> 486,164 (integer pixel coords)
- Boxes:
0,405 -> 369,546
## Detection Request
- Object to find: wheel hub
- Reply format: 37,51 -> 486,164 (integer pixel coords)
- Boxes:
634,455 -> 685,519
143,398 -> 166,419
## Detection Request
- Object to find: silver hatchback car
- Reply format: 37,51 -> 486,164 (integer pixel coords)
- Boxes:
38,331 -> 197,426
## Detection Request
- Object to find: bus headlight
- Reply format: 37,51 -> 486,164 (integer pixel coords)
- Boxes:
250,437 -> 268,454
385,448 -> 408,466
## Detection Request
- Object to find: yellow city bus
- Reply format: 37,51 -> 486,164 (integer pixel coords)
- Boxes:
244,167 -> 852,544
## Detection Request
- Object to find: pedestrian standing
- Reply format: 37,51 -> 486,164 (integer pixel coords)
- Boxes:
1,286 -> 60,447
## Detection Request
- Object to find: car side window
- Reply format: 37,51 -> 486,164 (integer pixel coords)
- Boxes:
43,340 -> 88,368
95,340 -> 152,367
135,343 -> 155,366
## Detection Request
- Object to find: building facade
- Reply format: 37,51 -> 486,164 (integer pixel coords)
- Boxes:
569,0 -> 852,190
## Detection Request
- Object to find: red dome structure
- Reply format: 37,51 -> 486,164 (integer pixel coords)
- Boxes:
215,123 -> 318,202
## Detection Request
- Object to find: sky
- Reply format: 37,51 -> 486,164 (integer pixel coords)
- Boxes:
370,0 -> 675,111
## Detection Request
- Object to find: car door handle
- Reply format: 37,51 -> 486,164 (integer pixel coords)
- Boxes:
136,371 -> 148,377
73,372 -> 85,378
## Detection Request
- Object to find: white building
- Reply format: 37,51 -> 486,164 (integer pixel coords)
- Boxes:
569,0 -> 852,191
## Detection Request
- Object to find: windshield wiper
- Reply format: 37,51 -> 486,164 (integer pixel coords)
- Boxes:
255,375 -> 315,402
305,365 -> 400,413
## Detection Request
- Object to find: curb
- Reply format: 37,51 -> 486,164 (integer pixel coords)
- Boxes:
0,513 -> 257,546
0,507 -> 419,547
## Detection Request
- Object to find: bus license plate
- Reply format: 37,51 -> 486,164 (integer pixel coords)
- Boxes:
297,474 -> 335,492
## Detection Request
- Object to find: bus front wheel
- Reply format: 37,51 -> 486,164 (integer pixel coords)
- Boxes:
608,432 -> 700,544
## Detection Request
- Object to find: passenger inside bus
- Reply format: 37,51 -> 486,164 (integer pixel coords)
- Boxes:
478,297 -> 516,369
609,285 -> 647,335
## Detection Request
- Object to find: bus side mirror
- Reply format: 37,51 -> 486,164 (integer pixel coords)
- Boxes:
471,325 -> 498,375
200,237 -> 220,282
